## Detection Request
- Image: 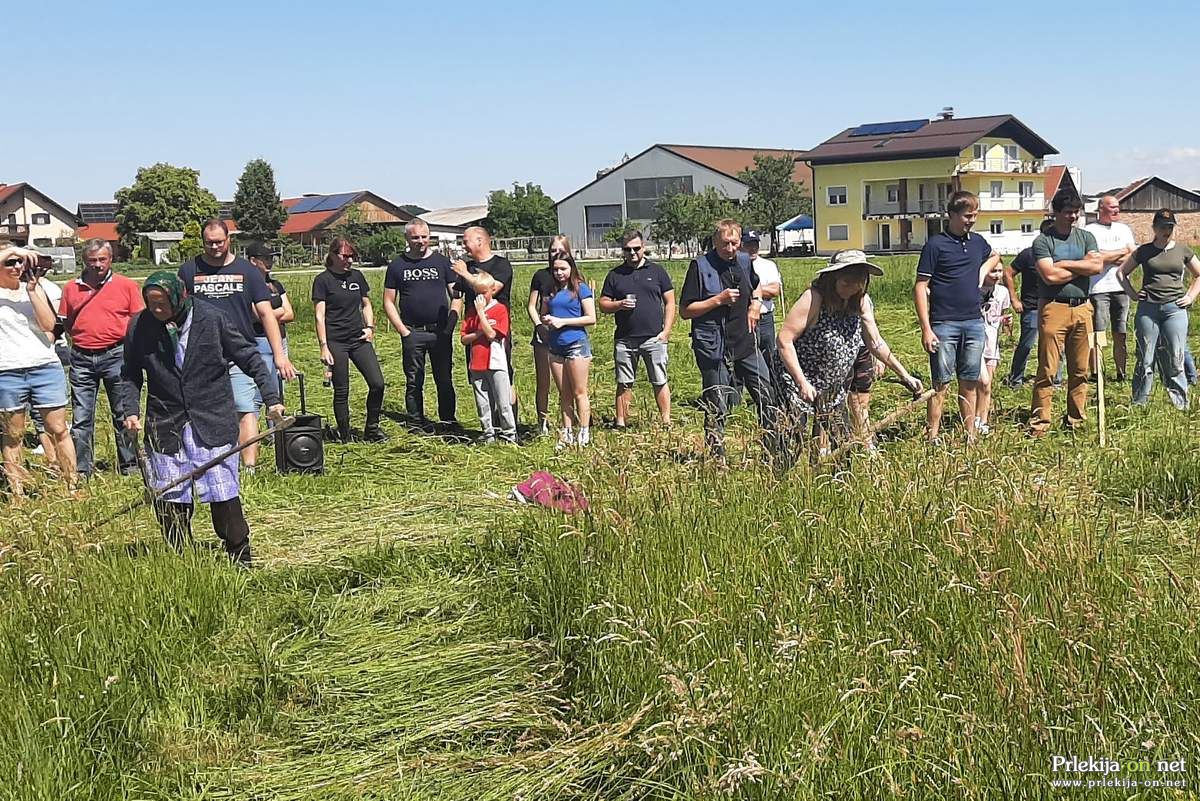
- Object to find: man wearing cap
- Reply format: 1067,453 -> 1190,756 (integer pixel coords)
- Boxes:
1085,195 -> 1137,381
1029,189 -> 1102,435
243,241 -> 294,469
740,230 -> 783,365
58,238 -> 144,477
679,218 -> 778,460
914,190 -> 1002,443
383,219 -> 461,430
598,230 -> 675,428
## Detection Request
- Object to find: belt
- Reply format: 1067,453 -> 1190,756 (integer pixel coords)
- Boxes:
410,322 -> 443,333
1047,297 -> 1090,307
72,342 -> 121,355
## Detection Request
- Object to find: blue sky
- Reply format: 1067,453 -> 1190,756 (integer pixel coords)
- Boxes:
10,0 -> 1199,210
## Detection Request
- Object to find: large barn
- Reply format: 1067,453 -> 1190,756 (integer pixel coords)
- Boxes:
1093,176 -> 1200,243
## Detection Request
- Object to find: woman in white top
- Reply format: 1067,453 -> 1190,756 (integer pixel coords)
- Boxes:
0,245 -> 77,496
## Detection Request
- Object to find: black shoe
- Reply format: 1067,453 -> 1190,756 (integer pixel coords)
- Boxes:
1114,372 -> 1127,383
361,427 -> 389,443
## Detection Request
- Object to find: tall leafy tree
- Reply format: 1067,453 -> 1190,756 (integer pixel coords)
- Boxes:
231,159 -> 287,241
738,153 -> 811,255
114,163 -> 219,252
651,191 -> 695,256
689,187 -> 740,251
484,182 -> 557,238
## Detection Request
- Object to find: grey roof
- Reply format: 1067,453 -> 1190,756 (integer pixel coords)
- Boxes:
419,205 -> 489,227
138,231 -> 185,241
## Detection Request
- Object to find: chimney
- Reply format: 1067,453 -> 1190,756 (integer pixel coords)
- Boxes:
939,106 -> 955,121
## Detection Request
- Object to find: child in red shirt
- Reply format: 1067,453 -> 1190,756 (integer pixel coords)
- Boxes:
460,273 -> 516,443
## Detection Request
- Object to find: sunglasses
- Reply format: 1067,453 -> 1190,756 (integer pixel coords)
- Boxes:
4,258 -> 22,267
338,252 -> 356,259
622,246 -> 643,253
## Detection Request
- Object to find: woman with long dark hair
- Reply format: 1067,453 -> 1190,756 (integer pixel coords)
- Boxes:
527,235 -> 572,435
541,252 -> 596,448
313,237 -> 386,442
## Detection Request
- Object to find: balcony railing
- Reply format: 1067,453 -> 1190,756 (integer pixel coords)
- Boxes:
958,158 -> 1045,174
978,196 -> 1044,212
0,223 -> 30,240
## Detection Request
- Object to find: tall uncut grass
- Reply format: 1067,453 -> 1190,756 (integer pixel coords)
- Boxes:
1,255 -> 1197,798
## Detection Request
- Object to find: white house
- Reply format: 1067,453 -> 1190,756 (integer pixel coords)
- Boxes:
554,144 -> 811,253
0,182 -> 79,247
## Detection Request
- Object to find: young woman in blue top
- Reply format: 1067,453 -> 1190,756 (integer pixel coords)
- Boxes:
541,253 -> 596,448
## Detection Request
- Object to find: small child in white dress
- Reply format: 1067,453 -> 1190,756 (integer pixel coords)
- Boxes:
975,283 -> 1011,434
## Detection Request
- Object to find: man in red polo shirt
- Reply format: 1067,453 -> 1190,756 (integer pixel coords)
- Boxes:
59,238 -> 144,476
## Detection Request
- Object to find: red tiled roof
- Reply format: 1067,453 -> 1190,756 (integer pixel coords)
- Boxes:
281,210 -> 340,235
76,222 -> 119,241
1043,166 -> 1065,200
1115,177 -> 1152,202
660,145 -> 811,186
0,183 -> 25,205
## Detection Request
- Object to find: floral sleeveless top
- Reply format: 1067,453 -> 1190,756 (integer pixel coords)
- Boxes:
774,302 -> 862,414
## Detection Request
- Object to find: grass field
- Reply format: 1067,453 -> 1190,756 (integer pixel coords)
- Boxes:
2,256 -> 1198,799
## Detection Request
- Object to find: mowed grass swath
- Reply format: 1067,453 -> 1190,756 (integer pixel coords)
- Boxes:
1,256 -> 1198,798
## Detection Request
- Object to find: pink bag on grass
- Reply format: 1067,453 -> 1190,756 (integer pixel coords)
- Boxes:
510,471 -> 590,514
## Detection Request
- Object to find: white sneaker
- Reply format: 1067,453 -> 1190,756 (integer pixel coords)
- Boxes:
577,427 -> 591,446
976,418 -> 991,436
539,420 -> 550,436
556,428 -> 574,451
32,444 -> 45,456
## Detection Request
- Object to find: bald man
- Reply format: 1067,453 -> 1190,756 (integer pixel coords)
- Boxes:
1085,195 -> 1136,381
451,227 -> 519,424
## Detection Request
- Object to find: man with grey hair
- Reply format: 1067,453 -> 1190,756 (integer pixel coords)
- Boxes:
383,219 -> 461,428
58,238 -> 145,476
1085,194 -> 1136,381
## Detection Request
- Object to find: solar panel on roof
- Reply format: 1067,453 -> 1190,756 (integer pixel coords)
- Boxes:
310,192 -> 359,212
849,119 -> 928,137
288,196 -> 324,213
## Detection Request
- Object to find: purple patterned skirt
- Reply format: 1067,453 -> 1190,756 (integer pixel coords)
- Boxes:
147,424 -> 240,504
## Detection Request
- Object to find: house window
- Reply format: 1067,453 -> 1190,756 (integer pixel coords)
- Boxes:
1021,222 -> 1034,234
624,175 -> 693,220
1005,145 -> 1020,164
886,185 -> 899,203
827,186 -> 848,206
4,214 -> 14,225
828,224 -> 849,241
990,181 -> 1003,199
33,238 -> 52,247
990,220 -> 1004,235
31,213 -> 51,225
1019,181 -> 1034,198
973,144 -> 987,162
918,183 -> 927,201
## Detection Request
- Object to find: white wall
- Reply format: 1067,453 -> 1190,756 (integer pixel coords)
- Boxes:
555,147 -> 749,252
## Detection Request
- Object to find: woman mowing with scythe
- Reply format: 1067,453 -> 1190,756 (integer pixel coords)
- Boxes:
121,271 -> 285,564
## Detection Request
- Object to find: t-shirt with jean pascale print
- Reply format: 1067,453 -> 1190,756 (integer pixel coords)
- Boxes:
1032,228 -> 1099,301
1132,242 -> 1196,304
179,256 -> 271,342
916,231 -> 994,323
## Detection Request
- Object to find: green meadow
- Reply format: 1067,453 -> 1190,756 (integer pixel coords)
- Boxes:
1,256 -> 1196,799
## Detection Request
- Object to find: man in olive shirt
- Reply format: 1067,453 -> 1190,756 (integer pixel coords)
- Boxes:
1029,190 -> 1102,435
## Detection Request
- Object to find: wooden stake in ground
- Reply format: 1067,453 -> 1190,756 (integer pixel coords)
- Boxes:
1093,330 -> 1108,447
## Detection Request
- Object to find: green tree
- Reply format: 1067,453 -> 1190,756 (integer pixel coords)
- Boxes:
601,216 -> 641,248
178,221 -> 203,261
738,153 -> 812,255
114,163 -> 219,253
231,159 -> 287,241
357,228 -> 408,266
484,182 -> 557,238
651,191 -> 696,256
329,205 -> 375,243
688,187 -> 739,252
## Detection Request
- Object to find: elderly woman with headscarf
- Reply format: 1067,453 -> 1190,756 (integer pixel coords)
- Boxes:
120,271 -> 285,564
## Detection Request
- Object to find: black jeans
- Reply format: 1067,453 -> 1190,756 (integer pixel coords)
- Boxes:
69,344 -> 137,475
328,339 -> 385,437
154,497 -> 251,563
401,329 -> 456,422
696,348 -> 779,457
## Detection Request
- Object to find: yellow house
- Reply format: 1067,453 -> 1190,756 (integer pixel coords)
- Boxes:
805,113 -> 1059,255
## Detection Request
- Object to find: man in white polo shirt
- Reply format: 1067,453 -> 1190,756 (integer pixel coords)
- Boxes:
1085,194 -> 1137,381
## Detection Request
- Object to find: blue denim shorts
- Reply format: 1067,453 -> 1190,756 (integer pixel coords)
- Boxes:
228,363 -> 263,415
252,337 -> 286,410
549,337 -> 592,360
929,318 -> 985,385
0,362 -> 69,412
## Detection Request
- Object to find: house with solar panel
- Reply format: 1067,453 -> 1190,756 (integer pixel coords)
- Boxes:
280,191 -> 415,247
804,110 -> 1061,255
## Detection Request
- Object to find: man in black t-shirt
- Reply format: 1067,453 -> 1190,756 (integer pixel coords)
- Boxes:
383,220 -> 460,428
179,220 -> 294,465
679,219 -> 777,460
598,230 -> 675,427
451,226 -> 518,423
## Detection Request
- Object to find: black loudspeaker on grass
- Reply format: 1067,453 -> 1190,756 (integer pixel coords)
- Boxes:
276,373 -> 324,474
